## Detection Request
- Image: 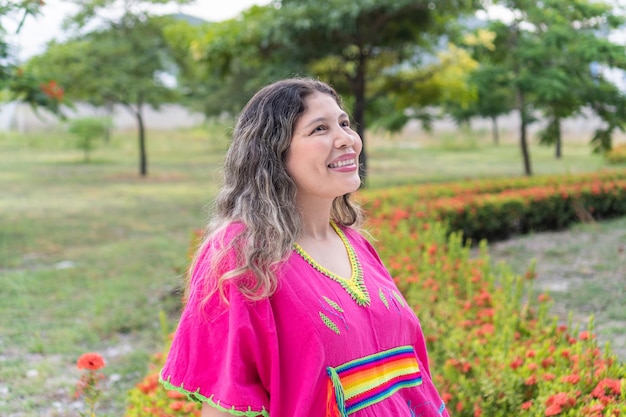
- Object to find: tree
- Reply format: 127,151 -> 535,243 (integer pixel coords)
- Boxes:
0,1 -> 64,113
187,0 -> 480,183
28,0 -> 191,176
473,0 -> 626,175
67,116 -> 111,162
447,29 -> 515,145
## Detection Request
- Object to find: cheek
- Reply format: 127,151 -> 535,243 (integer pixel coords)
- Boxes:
354,134 -> 363,154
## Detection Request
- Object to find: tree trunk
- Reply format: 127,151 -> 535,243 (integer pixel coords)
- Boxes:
555,117 -> 562,159
137,108 -> 148,177
136,104 -> 147,177
517,90 -> 532,176
104,101 -> 114,143
122,101 -> 148,176
353,51 -> 368,185
491,116 -> 499,145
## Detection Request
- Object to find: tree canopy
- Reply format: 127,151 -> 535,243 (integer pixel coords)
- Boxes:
179,0 -> 481,182
28,0 -> 191,176
462,0 -> 626,175
0,1 -> 64,113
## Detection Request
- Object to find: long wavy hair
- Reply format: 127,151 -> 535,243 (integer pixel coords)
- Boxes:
193,78 -> 363,302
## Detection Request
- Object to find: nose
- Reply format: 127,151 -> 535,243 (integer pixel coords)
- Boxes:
334,126 -> 357,148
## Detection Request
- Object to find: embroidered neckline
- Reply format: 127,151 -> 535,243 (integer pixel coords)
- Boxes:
294,221 -> 370,307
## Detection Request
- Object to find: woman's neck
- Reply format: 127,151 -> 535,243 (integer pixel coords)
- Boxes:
296,198 -> 334,240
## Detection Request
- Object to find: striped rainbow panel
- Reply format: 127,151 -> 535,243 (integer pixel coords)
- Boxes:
329,345 -> 423,414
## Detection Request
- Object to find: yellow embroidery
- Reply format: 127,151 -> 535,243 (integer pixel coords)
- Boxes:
294,221 -> 370,307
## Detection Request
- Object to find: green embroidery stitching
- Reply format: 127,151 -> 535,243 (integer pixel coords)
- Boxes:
392,290 -> 405,308
323,296 -> 344,312
294,221 -> 370,307
160,374 -> 269,417
319,312 -> 341,335
379,288 -> 389,309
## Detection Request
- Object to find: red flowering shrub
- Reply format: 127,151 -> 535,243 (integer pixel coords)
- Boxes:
75,352 -> 107,416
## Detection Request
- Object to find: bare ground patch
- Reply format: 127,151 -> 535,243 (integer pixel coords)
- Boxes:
485,216 -> 626,362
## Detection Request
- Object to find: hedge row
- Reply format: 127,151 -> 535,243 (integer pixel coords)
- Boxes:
362,171 -> 626,243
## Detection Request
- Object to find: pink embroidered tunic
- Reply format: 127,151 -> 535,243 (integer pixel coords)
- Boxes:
160,223 -> 449,417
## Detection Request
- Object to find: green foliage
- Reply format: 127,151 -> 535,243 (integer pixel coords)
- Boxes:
28,1 -> 194,176
67,116 -> 112,162
462,0 -> 626,171
185,0 -> 481,180
0,1 -> 64,113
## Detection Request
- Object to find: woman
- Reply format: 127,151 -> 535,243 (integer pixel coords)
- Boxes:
160,78 -> 449,417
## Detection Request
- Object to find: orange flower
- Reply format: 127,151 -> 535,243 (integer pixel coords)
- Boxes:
76,352 -> 105,370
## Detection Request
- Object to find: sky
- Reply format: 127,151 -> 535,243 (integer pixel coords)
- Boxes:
9,0 -> 272,61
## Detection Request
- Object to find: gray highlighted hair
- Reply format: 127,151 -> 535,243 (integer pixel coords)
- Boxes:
193,78 -> 362,302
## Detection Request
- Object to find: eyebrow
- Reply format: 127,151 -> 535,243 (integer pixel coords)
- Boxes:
300,113 -> 349,130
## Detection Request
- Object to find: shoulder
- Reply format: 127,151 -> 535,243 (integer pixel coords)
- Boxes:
210,221 -> 247,248
191,222 -> 247,284
340,225 -> 377,251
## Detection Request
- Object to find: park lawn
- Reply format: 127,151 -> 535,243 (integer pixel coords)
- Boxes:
0,124 -> 623,416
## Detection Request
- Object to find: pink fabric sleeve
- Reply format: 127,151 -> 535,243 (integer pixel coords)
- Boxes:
160,227 -> 275,416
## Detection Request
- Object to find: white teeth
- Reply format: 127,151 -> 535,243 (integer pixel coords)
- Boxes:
328,159 -> 355,168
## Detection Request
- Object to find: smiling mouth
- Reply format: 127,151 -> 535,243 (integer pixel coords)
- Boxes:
328,159 -> 356,168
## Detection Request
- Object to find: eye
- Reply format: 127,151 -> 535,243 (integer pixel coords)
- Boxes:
340,120 -> 351,128
311,124 -> 327,134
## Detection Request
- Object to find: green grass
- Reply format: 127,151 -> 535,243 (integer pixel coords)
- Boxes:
0,124 -> 623,416
366,128 -> 614,187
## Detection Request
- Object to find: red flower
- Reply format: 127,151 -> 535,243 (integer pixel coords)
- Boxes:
545,404 -> 562,416
541,357 -> 555,368
510,357 -> 524,370
561,374 -> 581,384
170,401 -> 185,411
525,375 -> 537,385
76,352 -> 105,370
167,390 -> 186,399
521,401 -> 533,410
591,378 -> 622,397
39,80 -> 64,101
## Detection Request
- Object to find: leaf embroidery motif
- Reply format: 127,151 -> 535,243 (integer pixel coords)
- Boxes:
319,312 -> 340,335
379,288 -> 389,309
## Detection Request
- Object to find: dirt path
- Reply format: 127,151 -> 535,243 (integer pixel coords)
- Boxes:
485,216 -> 626,361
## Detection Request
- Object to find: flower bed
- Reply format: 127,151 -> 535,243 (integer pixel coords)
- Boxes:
363,170 -> 626,243
126,174 -> 626,416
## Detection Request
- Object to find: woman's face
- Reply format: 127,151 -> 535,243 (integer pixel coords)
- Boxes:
285,92 -> 362,205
